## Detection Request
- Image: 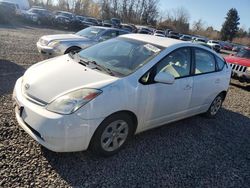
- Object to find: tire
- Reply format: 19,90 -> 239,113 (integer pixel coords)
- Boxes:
64,47 -> 81,54
90,113 -> 134,157
205,94 -> 223,118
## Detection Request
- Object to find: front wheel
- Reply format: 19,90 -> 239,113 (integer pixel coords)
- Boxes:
205,94 -> 223,117
90,113 -> 134,157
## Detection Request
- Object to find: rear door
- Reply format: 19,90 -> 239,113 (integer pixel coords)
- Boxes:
190,48 -> 223,112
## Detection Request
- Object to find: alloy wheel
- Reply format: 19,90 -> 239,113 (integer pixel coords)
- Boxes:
100,120 -> 129,152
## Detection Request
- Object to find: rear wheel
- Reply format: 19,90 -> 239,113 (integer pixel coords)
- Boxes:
205,94 -> 223,117
90,113 -> 134,156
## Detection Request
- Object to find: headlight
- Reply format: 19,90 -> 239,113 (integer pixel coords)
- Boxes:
46,88 -> 102,114
48,40 -> 60,47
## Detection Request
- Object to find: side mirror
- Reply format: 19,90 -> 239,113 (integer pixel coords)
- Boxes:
154,71 -> 175,84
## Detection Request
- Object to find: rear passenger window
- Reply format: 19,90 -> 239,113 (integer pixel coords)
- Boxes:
195,49 -> 216,74
216,57 -> 226,71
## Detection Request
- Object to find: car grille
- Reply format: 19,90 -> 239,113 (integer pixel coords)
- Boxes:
229,63 -> 247,73
39,38 -> 48,46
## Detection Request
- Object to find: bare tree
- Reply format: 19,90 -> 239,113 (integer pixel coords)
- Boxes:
158,7 -> 190,32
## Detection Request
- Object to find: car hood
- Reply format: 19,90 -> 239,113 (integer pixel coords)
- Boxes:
41,34 -> 89,43
224,56 -> 250,67
22,55 -> 118,103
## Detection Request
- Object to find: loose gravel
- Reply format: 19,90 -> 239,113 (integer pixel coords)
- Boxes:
0,24 -> 250,187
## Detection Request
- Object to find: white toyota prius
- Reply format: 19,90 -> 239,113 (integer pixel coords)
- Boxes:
13,34 -> 231,156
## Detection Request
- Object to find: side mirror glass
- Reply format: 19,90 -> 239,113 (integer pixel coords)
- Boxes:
154,71 -> 175,84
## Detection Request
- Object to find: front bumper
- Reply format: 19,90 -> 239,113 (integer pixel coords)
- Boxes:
36,42 -> 64,57
13,78 -> 104,152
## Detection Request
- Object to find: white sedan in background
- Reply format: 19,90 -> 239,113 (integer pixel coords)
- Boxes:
13,34 -> 231,156
36,26 -> 129,57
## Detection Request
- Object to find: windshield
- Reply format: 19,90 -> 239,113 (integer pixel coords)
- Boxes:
235,49 -> 250,58
78,38 -> 162,76
76,27 -> 105,39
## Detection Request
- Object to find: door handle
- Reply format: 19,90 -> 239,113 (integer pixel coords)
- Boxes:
184,84 -> 192,90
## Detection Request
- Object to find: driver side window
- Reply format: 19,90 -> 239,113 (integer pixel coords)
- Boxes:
156,48 -> 191,78
141,48 -> 191,84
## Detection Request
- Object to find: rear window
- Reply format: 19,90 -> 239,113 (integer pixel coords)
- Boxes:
195,49 -> 216,74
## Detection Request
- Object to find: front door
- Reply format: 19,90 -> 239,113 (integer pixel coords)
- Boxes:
142,47 -> 193,129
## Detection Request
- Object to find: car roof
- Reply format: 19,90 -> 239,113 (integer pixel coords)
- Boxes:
119,34 -> 183,47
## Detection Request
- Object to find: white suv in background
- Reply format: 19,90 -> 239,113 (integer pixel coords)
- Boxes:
207,40 -> 221,53
13,34 -> 231,156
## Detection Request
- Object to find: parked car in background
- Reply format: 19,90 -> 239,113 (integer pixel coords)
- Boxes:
102,20 -> 112,27
192,40 -> 212,49
111,18 -> 121,28
8,0 -> 29,10
232,44 -> 246,52
36,26 -> 130,56
179,34 -> 192,41
137,27 -> 153,35
221,41 -> 233,51
53,11 -> 75,27
193,37 -> 207,43
14,34 -> 231,156
154,30 -> 165,36
207,40 -> 221,53
121,24 -> 136,33
0,1 -> 19,22
81,17 -> 99,28
25,8 -> 53,25
167,31 -> 179,39
164,29 -> 173,36
224,47 -> 250,83
97,19 -> 103,26
75,15 -> 85,25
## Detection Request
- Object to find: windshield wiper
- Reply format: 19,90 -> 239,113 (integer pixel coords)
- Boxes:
88,61 -> 114,76
77,58 -> 114,76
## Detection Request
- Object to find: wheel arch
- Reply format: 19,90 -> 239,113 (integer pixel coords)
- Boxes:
219,90 -> 227,101
64,46 -> 81,54
87,110 -> 138,151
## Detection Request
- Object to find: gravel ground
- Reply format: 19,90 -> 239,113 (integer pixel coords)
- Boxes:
0,24 -> 250,187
